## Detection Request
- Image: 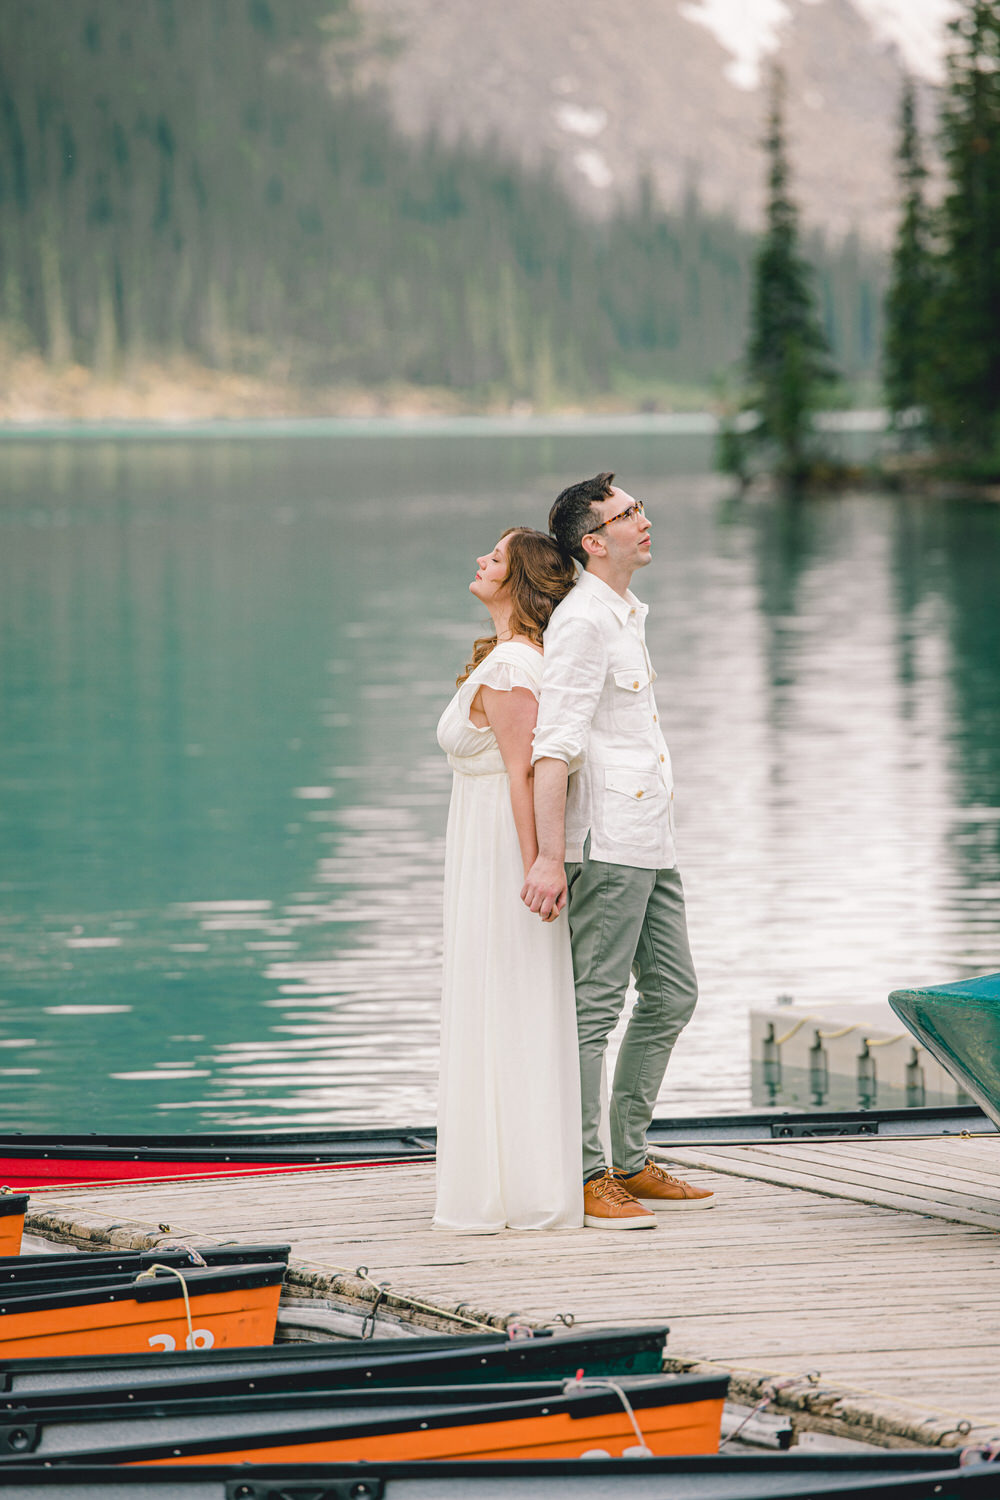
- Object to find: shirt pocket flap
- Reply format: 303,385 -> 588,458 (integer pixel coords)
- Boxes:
613,667 -> 650,693
605,768 -> 662,801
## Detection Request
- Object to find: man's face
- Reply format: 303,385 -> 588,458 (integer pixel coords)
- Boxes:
590,486 -> 652,571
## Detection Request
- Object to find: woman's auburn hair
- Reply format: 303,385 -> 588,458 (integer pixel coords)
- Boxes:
457,528 -> 576,685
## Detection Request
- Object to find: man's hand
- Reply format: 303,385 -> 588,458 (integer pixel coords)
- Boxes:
521,855 -> 568,922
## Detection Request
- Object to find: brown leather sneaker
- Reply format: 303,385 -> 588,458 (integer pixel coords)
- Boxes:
583,1170 -> 657,1230
620,1158 -> 715,1210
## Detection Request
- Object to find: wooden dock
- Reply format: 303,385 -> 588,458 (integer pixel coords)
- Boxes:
25,1131 -> 1000,1452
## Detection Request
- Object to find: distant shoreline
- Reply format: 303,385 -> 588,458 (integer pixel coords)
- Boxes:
0,412 -> 886,440
0,413 -> 721,439
0,352 -> 884,438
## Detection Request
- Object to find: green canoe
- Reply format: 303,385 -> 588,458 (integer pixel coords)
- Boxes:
890,971 -> 1000,1131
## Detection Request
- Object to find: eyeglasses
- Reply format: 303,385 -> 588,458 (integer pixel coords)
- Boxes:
588,498 -> 645,532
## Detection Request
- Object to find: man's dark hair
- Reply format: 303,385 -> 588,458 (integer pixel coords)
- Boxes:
548,472 -> 615,566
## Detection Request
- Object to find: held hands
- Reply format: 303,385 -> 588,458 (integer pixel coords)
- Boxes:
521,856 -> 568,923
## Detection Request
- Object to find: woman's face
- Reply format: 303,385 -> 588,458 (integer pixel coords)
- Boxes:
469,534 -> 512,606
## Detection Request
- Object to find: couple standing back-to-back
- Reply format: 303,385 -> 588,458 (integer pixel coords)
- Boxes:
434,472 -> 714,1231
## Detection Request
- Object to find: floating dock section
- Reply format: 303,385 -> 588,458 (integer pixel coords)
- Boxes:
750,1000 -> 970,1111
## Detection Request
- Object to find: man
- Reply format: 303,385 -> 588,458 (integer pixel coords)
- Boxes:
522,472 -> 713,1229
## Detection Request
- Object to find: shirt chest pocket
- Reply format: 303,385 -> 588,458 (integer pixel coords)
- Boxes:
611,666 -> 651,728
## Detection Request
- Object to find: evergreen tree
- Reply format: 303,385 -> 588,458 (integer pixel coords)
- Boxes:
744,66 -> 839,485
884,77 -> 934,433
927,0 -> 1000,469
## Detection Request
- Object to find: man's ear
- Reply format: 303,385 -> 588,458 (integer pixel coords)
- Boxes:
581,533 -> 604,557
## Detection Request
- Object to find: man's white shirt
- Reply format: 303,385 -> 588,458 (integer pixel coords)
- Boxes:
531,569 -> 676,871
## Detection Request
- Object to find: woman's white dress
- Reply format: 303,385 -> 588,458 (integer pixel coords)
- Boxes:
434,642 -> 583,1231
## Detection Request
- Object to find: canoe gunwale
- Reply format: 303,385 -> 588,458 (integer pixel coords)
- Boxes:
0,1262 -> 285,1317
0,1246 -> 291,1284
0,1372 -> 731,1429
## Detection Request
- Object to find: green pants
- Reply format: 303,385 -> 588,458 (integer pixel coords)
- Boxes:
565,845 -> 698,1180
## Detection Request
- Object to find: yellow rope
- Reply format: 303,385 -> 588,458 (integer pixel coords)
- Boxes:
134,1262 -> 194,1348
775,1022 -> 913,1050
774,1017 -> 814,1045
773,1026 -> 923,1050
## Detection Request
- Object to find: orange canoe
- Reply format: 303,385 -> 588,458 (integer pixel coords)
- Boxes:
0,1373 -> 728,1466
151,1390 -> 726,1466
0,1261 -> 284,1359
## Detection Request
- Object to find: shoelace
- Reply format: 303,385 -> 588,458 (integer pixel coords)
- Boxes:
641,1159 -> 684,1185
591,1173 -> 640,1205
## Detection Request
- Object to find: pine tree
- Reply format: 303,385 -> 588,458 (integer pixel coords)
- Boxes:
928,0 -> 1000,469
745,66 -> 838,485
884,77 -> 934,434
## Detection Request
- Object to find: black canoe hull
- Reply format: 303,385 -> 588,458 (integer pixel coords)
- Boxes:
0,1324 -> 669,1405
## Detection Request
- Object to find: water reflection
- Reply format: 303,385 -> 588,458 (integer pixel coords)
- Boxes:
0,435 -> 998,1130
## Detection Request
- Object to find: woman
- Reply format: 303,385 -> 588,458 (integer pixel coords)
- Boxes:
434,528 -> 583,1232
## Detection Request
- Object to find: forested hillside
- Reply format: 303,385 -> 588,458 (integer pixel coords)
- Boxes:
0,0 -> 883,405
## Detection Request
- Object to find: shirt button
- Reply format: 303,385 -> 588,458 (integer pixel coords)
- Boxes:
636,789 -> 644,799
653,714 -> 658,722
660,754 -> 665,762
632,680 -> 639,689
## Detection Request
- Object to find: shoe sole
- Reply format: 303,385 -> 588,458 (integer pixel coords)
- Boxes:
634,1196 -> 715,1210
583,1213 -> 657,1230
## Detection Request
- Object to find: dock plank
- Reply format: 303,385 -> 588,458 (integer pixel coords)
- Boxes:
657,1137 -> 1000,1229
25,1134 -> 1000,1448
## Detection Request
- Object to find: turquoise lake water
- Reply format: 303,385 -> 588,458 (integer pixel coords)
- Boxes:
1,427 -> 999,1131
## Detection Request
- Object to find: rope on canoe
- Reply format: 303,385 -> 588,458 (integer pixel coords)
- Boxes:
563,1374 -> 649,1454
135,1262 -> 194,1348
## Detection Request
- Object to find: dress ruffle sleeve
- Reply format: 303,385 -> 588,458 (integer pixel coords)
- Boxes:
455,648 -> 542,730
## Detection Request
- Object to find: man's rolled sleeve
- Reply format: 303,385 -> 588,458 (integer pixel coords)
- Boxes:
531,613 -> 607,774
